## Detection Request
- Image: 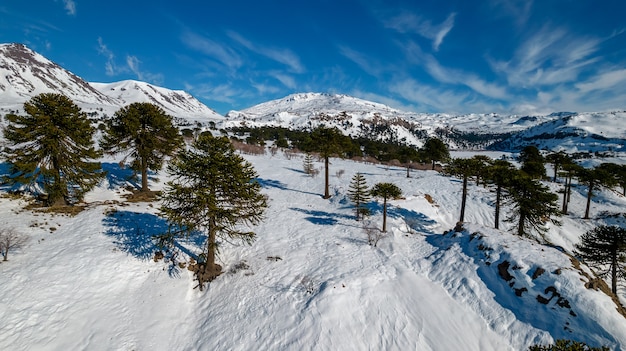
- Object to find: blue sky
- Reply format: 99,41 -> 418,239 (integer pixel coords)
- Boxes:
1,0 -> 625,115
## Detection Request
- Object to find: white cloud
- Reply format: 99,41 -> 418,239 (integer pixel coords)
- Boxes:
576,69 -> 626,93
227,31 -> 304,73
338,46 -> 382,77
385,12 -> 456,51
489,0 -> 533,27
97,37 -> 123,76
181,31 -> 242,70
272,73 -> 296,89
126,55 -> 164,85
63,0 -> 76,16
490,26 -> 602,87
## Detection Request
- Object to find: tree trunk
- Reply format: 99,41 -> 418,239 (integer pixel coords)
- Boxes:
517,212 -> 525,236
141,156 -> 149,192
495,184 -> 501,229
561,178 -> 569,214
431,160 -> 435,170
612,251 -> 618,294
406,165 -> 410,178
459,175 -> 468,222
584,181 -> 594,219
382,198 -> 387,232
323,156 -> 331,199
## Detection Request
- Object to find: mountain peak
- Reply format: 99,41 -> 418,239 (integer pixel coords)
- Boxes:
0,43 -> 115,106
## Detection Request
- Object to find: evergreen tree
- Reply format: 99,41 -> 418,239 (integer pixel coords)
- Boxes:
159,134 -> 267,290
575,225 -> 626,294
559,162 -> 583,214
347,173 -> 371,221
598,162 -> 626,196
303,153 -> 315,176
420,137 -> 450,170
445,158 -> 476,223
397,145 -> 420,178
505,172 -> 561,240
578,166 -> 617,219
546,151 -> 571,182
101,102 -> 183,192
519,145 -> 546,179
529,339 -> 610,351
302,126 -> 351,199
370,182 -> 402,232
2,93 -> 103,206
471,155 -> 492,186
484,159 -> 516,229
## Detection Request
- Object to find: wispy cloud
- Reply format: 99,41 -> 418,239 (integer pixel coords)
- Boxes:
184,82 -> 243,104
575,69 -> 626,93
126,55 -> 164,85
489,0 -> 533,27
97,37 -> 123,76
389,77 -> 471,113
181,31 -> 242,70
97,38 -> 163,84
62,0 -> 76,16
272,72 -> 297,89
384,12 -> 456,51
490,26 -> 602,87
338,45 -> 382,77
227,31 -> 304,73
404,41 -> 509,100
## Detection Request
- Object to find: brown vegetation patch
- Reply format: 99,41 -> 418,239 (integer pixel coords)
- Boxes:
532,267 -> 546,280
570,256 -> 626,318
122,190 -> 161,203
498,260 -> 514,282
424,194 -> 436,205
25,203 -> 87,216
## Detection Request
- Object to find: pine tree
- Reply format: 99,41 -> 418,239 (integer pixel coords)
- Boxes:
370,182 -> 402,232
420,137 -> 450,170
576,225 -> 626,294
159,134 -> 267,291
303,153 -> 315,176
519,145 -> 546,179
598,162 -> 626,196
578,166 -> 617,219
101,102 -> 183,192
484,159 -> 516,229
445,158 -> 476,223
545,151 -> 571,182
301,126 -> 351,199
2,93 -> 104,206
347,173 -> 371,221
505,172 -> 561,240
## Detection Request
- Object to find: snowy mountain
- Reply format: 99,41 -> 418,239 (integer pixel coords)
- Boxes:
91,80 -> 222,121
0,43 -> 116,107
225,93 -> 626,153
0,43 -> 222,122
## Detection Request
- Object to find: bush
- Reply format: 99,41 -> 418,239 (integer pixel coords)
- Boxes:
528,339 -> 610,351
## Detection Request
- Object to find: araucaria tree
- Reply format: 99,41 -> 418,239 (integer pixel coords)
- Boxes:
445,158 -> 476,223
370,182 -> 402,232
578,166 -> 616,219
159,134 -> 267,290
101,102 -> 183,192
420,137 -> 450,170
576,225 -> 626,294
505,173 -> 561,240
3,93 -> 103,206
347,172 -> 370,221
484,159 -> 516,229
519,145 -> 546,179
304,126 -> 351,199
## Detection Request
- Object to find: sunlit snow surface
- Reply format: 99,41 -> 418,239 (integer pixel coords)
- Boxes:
1,151 -> 626,350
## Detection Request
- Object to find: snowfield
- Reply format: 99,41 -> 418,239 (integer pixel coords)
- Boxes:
1,150 -> 626,351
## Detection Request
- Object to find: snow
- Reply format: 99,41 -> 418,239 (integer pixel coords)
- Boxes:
1,149 -> 626,350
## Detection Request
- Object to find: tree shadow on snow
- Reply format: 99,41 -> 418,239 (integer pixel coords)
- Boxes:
101,162 -> 159,190
257,177 -> 320,196
289,207 -> 355,226
366,202 -> 438,235
102,210 -> 205,277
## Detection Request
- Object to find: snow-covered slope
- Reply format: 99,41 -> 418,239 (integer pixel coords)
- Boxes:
1,150 -> 626,350
0,43 -> 222,123
491,112 -> 626,153
0,43 -> 115,107
225,93 -> 626,153
91,80 -> 223,121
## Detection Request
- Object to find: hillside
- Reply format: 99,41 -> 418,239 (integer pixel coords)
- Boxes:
1,149 -> 626,350
0,43 -> 221,123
